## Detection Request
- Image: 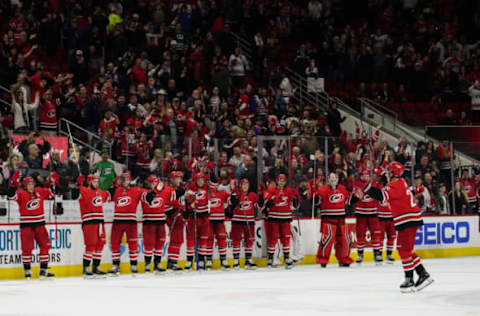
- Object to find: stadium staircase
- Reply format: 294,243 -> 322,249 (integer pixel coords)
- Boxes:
234,33 -> 478,166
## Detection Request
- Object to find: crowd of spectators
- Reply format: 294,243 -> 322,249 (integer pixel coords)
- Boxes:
244,0 -> 480,122
0,0 -> 478,216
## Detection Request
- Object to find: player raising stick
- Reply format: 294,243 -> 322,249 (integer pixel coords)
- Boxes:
363,161 -> 433,292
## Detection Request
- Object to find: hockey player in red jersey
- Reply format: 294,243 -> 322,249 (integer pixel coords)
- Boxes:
460,168 -> 477,212
163,171 -> 186,271
229,179 -> 259,269
185,172 -> 214,270
141,176 -> 167,274
109,172 -> 143,275
7,174 -> 55,279
348,170 -> 382,264
315,172 -> 354,267
206,185 -> 230,270
364,161 -> 433,292
74,174 -> 110,278
377,197 -> 396,263
263,174 -> 298,269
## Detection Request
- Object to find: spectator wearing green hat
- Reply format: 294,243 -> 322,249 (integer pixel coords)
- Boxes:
93,149 -> 116,191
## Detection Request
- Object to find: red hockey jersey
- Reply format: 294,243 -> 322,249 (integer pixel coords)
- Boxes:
113,187 -> 143,220
78,186 -> 110,223
460,178 -> 476,203
377,199 -> 393,220
351,180 -> 378,216
188,183 -> 214,214
233,192 -> 259,222
317,184 -> 349,217
162,186 -> 180,214
381,178 -> 423,229
140,189 -> 166,221
209,190 -> 230,221
263,187 -> 297,220
39,100 -> 57,130
10,188 -> 53,224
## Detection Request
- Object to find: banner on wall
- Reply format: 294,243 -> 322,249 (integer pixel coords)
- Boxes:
10,134 -> 69,168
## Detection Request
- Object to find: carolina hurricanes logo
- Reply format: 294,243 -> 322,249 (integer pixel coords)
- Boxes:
47,109 -> 56,118
150,197 -> 164,208
210,198 -> 221,208
239,201 -> 252,210
92,196 -> 103,206
117,196 -> 132,207
195,191 -> 206,200
363,196 -> 373,202
276,196 -> 288,207
27,199 -> 40,210
329,193 -> 345,203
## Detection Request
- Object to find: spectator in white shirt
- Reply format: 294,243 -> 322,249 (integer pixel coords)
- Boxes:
468,80 -> 480,110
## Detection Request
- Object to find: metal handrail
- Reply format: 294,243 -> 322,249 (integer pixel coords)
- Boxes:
58,118 -> 112,156
359,97 -> 398,118
0,98 -> 10,107
0,85 -> 11,94
231,32 -> 253,55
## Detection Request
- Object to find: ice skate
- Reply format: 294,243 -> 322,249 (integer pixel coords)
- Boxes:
415,272 -> 434,292
246,259 -> 256,270
221,260 -> 231,270
386,254 -> 395,264
400,277 -> 415,293
93,267 -> 107,279
339,262 -> 350,268
374,250 -> 383,265
144,263 -> 151,274
285,258 -> 294,270
130,264 -> 138,276
108,265 -> 120,277
233,258 -> 240,270
267,258 -> 273,269
24,269 -> 32,280
206,260 -> 213,270
154,264 -> 166,275
197,260 -> 206,271
356,252 -> 364,264
184,260 -> 193,272
83,267 -> 94,279
39,268 -> 55,280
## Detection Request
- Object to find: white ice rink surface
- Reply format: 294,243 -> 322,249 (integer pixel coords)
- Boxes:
1,257 -> 479,316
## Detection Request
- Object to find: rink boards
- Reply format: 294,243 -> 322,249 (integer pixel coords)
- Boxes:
0,201 -> 479,279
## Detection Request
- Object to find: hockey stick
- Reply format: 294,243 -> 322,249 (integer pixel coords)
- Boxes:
52,179 -> 58,241
312,155 -> 316,220
66,122 -> 82,175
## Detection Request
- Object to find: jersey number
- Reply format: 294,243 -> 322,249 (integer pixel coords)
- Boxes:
406,189 -> 417,208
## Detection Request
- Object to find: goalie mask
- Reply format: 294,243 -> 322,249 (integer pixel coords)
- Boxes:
327,173 -> 339,188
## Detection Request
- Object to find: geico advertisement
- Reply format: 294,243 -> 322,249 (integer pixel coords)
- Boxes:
414,216 -> 479,249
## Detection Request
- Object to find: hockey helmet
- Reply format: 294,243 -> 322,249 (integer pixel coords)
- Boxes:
387,161 -> 404,178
